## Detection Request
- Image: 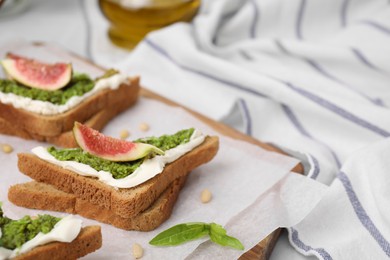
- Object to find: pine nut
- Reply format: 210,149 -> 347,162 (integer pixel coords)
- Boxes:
120,129 -> 130,140
200,189 -> 212,203
132,243 -> 144,259
139,123 -> 150,132
2,144 -> 13,153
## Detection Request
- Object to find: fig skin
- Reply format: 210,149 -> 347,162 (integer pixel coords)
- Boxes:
1,53 -> 72,91
73,122 -> 164,162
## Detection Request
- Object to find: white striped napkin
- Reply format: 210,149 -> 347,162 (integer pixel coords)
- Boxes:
88,0 -> 390,259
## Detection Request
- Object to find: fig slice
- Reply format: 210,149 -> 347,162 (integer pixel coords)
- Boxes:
1,53 -> 72,91
73,122 -> 164,162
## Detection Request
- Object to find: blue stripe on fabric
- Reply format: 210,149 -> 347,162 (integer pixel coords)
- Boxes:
306,60 -> 384,106
281,104 -> 342,169
341,0 -> 350,27
145,38 -> 390,138
249,0 -> 260,38
274,39 -> 289,53
307,154 -> 320,179
144,38 -> 268,98
281,104 -> 312,138
275,40 -> 384,106
338,171 -> 390,257
240,50 -> 253,60
238,98 -> 252,136
290,227 -> 333,260
327,150 -> 341,169
296,0 -> 306,40
360,20 -> 390,35
285,82 -> 390,137
306,60 -> 344,84
279,103 -> 337,179
351,48 -> 383,72
221,9 -> 240,20
212,9 -> 240,45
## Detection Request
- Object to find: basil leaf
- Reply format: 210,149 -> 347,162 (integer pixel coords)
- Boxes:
149,222 -> 244,251
209,223 -> 227,235
149,222 -> 210,246
209,223 -> 244,250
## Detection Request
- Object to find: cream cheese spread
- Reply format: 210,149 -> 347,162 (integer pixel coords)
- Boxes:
0,73 -> 129,116
32,129 -> 206,189
0,215 -> 82,260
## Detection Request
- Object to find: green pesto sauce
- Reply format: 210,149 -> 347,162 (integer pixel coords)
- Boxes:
134,128 -> 195,151
48,147 -> 143,179
0,68 -> 120,105
0,73 -> 94,105
0,205 -> 61,250
48,128 -> 195,179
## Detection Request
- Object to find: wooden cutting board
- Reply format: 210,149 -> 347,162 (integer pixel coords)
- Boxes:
140,88 -> 303,259
20,42 -> 303,259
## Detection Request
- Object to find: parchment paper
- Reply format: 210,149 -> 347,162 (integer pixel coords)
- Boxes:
0,42 -> 327,259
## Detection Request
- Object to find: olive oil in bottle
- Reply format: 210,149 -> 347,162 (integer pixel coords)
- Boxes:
99,0 -> 201,50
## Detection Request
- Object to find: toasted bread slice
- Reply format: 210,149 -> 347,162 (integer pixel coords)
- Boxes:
0,104 -> 130,148
0,76 -> 140,138
9,177 -> 187,231
11,225 -> 102,260
17,136 -> 219,218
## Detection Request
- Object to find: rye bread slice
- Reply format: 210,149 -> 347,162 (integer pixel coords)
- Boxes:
0,76 -> 139,137
9,177 -> 187,231
0,101 -> 134,148
17,136 -> 219,218
12,225 -> 102,260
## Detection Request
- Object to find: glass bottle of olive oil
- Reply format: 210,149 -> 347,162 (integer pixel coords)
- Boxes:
99,0 -> 201,50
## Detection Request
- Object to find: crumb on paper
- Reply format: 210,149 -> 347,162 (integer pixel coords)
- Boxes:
200,189 -> 212,203
132,243 -> 144,259
120,129 -> 130,140
139,123 -> 150,132
2,144 -> 13,154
